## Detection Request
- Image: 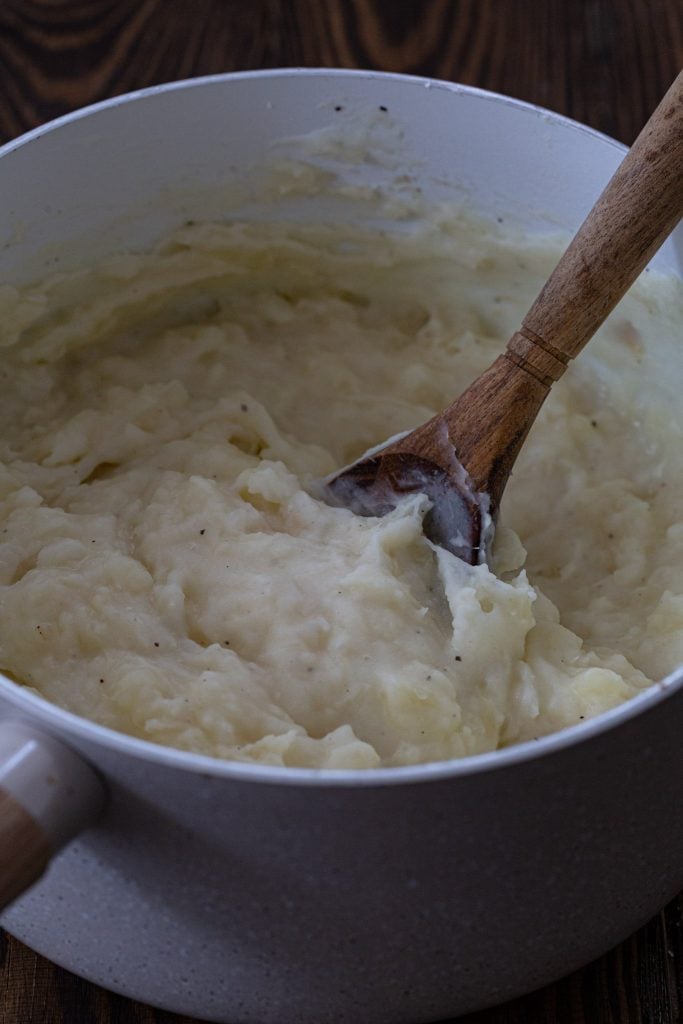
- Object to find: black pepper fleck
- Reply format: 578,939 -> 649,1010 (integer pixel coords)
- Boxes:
334,105 -> 343,112
154,642 -> 160,647
379,105 -> 388,112
455,655 -> 462,662
200,529 -> 205,535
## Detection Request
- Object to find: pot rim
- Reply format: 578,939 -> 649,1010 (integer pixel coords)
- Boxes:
0,67 -> 680,789
2,669 -> 681,787
0,66 -> 632,167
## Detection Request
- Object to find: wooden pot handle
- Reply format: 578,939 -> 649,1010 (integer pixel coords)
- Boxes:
0,721 -> 105,910
506,70 -> 683,384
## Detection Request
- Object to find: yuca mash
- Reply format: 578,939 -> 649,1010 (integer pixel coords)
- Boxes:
0,216 -> 680,768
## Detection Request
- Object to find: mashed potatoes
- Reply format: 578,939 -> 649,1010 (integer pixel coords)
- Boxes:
0,215 -> 680,768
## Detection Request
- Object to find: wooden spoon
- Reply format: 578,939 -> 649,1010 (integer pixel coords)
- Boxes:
327,71 -> 683,564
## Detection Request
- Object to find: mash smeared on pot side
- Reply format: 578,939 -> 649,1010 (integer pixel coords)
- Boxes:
0,216 -> 680,767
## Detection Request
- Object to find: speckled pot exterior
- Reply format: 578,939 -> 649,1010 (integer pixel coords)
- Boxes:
0,71 -> 681,1024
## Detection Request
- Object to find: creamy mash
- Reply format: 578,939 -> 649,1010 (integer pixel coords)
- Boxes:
0,215 -> 680,768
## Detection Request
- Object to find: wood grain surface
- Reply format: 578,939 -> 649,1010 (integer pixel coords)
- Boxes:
0,2 -> 682,1023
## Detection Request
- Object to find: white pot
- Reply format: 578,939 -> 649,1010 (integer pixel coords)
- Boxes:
0,70 -> 681,1024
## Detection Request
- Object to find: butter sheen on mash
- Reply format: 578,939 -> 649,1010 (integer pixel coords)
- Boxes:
0,216 -> 680,768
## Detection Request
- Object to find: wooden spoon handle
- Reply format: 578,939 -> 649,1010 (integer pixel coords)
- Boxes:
505,70 -> 683,387
435,72 -> 683,518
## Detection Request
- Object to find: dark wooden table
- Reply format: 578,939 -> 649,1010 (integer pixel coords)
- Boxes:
0,2 -> 681,1022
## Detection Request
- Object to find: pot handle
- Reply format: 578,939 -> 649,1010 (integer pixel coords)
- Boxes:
0,720 -> 105,909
